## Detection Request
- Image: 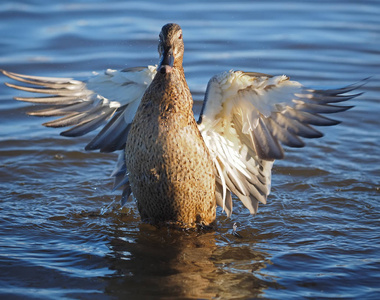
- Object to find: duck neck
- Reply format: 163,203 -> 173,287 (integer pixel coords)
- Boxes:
148,65 -> 193,117
154,64 -> 187,93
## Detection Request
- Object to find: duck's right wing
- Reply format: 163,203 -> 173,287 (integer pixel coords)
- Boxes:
2,66 -> 157,152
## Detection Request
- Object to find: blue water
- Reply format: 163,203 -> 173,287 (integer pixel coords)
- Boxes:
0,0 -> 379,299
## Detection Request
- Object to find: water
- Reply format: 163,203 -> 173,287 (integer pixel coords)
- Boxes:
0,0 -> 379,299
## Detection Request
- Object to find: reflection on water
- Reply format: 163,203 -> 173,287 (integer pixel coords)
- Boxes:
0,0 -> 379,299
104,213 -> 276,299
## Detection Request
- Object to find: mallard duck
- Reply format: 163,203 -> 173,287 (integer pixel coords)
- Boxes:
1,23 -> 365,227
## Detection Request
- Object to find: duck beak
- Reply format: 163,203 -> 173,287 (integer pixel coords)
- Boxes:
158,48 -> 174,74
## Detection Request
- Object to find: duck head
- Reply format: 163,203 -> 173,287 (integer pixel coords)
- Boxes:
157,23 -> 184,74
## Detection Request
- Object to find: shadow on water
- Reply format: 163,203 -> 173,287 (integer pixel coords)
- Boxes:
101,209 -> 281,299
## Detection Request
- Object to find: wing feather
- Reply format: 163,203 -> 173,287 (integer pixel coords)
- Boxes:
28,101 -> 97,117
5,82 -> 88,96
60,106 -> 116,137
198,70 -> 365,215
2,66 -> 157,151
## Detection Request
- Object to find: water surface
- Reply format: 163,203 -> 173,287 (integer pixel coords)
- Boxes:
0,0 -> 379,299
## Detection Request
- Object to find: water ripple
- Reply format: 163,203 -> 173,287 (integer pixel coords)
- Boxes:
0,0 -> 379,299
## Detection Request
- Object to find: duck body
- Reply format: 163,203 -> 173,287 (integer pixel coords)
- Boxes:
125,45 -> 216,226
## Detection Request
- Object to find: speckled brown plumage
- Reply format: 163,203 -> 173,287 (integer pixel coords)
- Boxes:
125,24 -> 216,227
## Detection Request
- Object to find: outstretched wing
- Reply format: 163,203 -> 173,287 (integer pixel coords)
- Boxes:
2,66 -> 157,152
198,70 -> 365,216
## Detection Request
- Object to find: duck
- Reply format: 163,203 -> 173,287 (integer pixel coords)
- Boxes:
1,23 -> 365,228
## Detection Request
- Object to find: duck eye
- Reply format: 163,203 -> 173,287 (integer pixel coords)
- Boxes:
178,33 -> 182,40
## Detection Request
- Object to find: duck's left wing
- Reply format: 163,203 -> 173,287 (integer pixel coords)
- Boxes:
198,70 -> 365,216
2,66 -> 157,152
